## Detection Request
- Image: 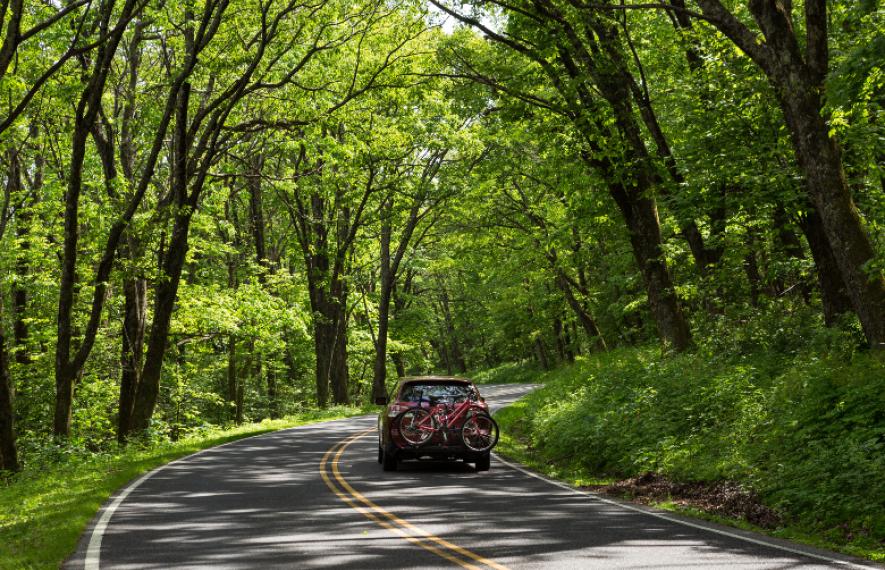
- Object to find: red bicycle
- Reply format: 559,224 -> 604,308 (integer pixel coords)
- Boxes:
395,389 -> 499,452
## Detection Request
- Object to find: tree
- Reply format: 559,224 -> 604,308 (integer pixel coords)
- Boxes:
53,0 -> 224,437
614,0 -> 885,349
433,1 -> 693,351
127,0 -> 367,433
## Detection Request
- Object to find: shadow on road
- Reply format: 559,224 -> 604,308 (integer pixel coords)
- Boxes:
66,385 -> 864,569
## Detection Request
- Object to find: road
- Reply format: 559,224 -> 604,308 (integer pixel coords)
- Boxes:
66,384 -> 878,569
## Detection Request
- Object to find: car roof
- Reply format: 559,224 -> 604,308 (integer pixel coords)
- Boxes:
396,376 -> 473,386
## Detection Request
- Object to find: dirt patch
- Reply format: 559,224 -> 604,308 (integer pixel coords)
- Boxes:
585,472 -> 782,529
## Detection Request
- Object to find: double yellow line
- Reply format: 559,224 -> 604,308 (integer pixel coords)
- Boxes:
319,429 -> 510,570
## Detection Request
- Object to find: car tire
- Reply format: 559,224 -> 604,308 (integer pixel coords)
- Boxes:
378,445 -> 383,464
474,453 -> 491,472
382,446 -> 398,472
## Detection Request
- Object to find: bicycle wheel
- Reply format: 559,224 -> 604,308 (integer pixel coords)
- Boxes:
396,408 -> 433,446
461,412 -> 499,452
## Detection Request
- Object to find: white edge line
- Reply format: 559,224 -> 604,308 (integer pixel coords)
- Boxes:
83,416 -> 374,570
491,453 -> 879,570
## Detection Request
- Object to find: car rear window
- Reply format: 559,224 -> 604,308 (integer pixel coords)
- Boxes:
399,383 -> 472,402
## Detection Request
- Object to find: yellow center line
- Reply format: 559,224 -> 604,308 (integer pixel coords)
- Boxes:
319,429 -> 510,570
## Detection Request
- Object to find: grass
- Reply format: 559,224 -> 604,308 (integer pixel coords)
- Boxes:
492,343 -> 885,563
0,406 -> 372,570
494,400 -> 616,488
653,501 -> 885,563
470,360 -> 543,385
496,403 -> 885,563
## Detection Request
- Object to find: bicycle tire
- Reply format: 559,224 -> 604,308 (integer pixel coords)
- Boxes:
396,408 -> 433,446
461,412 -> 499,452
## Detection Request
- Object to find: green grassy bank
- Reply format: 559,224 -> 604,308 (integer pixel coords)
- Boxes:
472,361 -> 544,385
0,407 -> 371,569
492,345 -> 885,562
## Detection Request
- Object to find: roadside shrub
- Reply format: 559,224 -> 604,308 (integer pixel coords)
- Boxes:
755,354 -> 885,536
472,360 -> 542,384
498,316 -> 885,544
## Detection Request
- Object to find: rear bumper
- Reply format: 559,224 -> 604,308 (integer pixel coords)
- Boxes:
383,439 -> 489,462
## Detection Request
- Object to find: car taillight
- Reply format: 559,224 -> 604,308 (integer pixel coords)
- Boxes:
387,403 -> 411,417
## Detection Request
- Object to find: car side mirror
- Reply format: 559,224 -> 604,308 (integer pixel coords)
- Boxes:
374,395 -> 389,406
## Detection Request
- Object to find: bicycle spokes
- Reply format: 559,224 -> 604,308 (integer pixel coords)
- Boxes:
461,414 -> 499,452
397,408 -> 433,446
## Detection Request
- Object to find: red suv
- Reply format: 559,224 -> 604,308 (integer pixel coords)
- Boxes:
376,376 -> 497,472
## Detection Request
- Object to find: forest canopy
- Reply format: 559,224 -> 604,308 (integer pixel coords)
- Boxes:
0,0 -> 883,477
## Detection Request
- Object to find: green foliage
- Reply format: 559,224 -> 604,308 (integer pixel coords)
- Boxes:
496,312 -> 885,556
471,360 -> 542,385
1,0 -> 884,560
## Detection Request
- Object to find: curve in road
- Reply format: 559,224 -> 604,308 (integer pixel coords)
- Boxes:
65,384 -> 879,569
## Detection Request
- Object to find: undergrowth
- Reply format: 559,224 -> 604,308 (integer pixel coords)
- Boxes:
471,360 -> 543,384
494,309 -> 885,562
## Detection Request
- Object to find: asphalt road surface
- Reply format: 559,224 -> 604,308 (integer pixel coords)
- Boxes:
66,384 -> 879,569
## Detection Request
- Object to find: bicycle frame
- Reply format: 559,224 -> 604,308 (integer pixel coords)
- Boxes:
415,396 -> 482,443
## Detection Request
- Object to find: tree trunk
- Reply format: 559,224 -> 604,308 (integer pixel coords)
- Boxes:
331,305 -> 349,404
392,352 -> 406,378
430,0 -> 692,351
312,294 -> 350,406
390,272 -> 413,380
553,271 -> 607,352
11,147 -> 32,364
534,337 -> 551,371
53,106 -> 90,435
438,285 -> 467,373
4,142 -> 31,365
744,251 -> 762,308
627,66 -> 720,274
799,209 -> 853,325
117,275 -> 146,442
312,286 -> 350,406
53,0 -> 140,438
129,206 -> 194,433
0,301 -> 19,472
553,317 -> 567,363
248,155 -> 269,278
579,16 -> 693,351
772,202 -> 811,301
372,190 -> 427,401
227,335 -> 240,423
567,321 -> 581,357
562,31 -> 693,351
266,369 -> 278,419
54,105 -> 88,434
298,195 -> 352,407
609,184 -> 692,352
432,337 -> 452,375
235,367 -> 245,425
312,313 -> 332,408
693,0 -> 885,349
554,316 -> 577,363
129,84 -> 194,434
781,93 -> 885,347
372,215 -> 393,401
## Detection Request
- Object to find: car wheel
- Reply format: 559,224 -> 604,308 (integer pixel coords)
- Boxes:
474,453 -> 491,472
377,445 -> 383,464
382,446 -> 398,472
